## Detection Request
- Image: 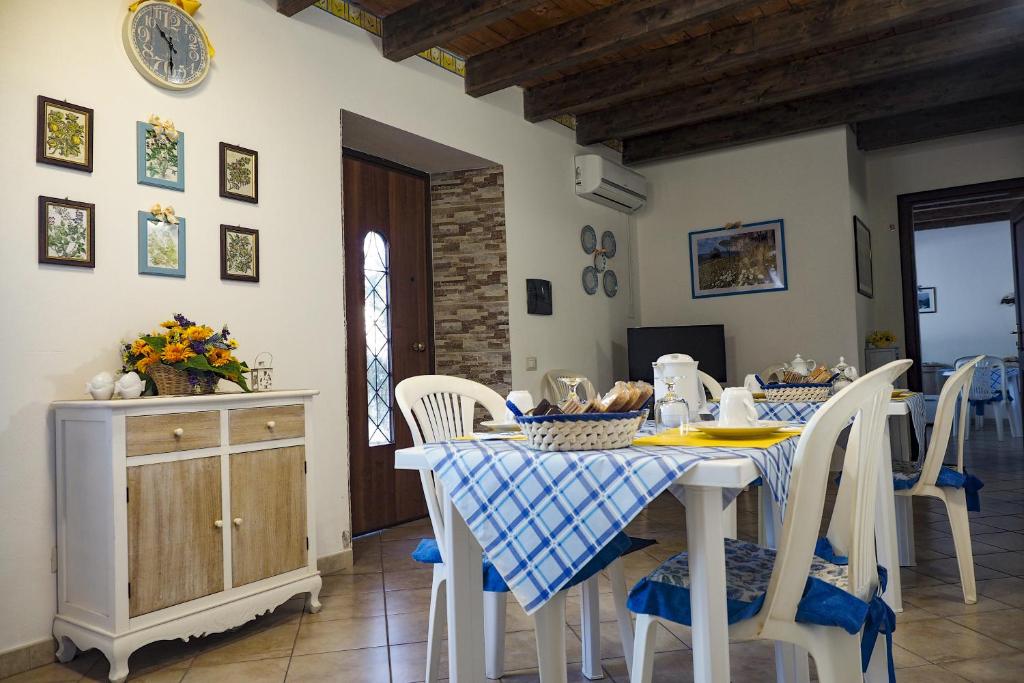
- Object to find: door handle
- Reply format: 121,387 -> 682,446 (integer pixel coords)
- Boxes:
411,342 -> 427,352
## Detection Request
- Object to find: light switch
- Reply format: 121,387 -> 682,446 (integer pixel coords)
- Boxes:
526,356 -> 538,371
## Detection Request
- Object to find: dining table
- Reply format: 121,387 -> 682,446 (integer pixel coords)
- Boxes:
393,394 -> 920,683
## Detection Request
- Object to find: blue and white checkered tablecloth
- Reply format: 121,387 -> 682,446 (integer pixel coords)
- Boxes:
705,393 -> 928,457
422,434 -> 798,615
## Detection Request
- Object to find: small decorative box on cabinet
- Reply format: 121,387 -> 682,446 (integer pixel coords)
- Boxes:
51,390 -> 322,682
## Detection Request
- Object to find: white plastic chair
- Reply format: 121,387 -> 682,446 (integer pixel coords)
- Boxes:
698,370 -> 724,400
395,375 -> 635,682
542,369 -> 598,404
896,356 -> 981,604
630,360 -> 911,683
955,355 -> 1013,440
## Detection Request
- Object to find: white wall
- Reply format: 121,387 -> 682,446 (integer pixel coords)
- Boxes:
634,128 -> 862,384
0,0 -> 633,654
915,222 -> 1016,362
864,126 -> 1024,349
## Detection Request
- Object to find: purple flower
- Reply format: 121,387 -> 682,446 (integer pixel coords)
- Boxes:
191,340 -> 207,355
174,313 -> 195,328
221,325 -> 230,338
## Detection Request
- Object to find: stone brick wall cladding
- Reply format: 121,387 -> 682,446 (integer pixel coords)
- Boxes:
429,166 -> 512,401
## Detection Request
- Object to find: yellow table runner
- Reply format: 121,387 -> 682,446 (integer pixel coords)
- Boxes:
633,430 -> 800,449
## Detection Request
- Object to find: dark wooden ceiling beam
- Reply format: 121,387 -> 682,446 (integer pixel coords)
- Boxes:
856,91 -> 1024,151
464,0 -> 765,97
621,50 -> 1024,165
914,197 -> 1024,224
578,4 -> 1024,145
525,0 -> 1007,123
915,210 -> 1017,229
277,0 -> 319,16
382,0 -> 542,61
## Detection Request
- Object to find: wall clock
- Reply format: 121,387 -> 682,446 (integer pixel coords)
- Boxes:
123,1 -> 211,90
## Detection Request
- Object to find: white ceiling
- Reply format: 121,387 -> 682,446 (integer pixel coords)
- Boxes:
342,111 -> 498,174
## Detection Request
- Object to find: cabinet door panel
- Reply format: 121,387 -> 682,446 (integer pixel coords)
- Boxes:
128,457 -> 224,617
230,447 -> 307,586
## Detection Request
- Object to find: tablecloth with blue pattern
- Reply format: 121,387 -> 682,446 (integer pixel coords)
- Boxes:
421,433 -> 798,614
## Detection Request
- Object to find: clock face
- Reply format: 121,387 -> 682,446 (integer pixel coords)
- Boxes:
125,3 -> 209,89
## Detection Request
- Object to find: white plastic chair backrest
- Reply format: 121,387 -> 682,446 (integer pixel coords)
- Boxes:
698,371 -> 724,400
542,369 -> 598,403
395,375 -> 507,564
917,357 -> 980,488
955,355 -> 1004,403
760,359 -> 911,627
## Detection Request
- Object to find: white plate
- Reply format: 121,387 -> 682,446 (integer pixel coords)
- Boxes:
480,420 -> 521,432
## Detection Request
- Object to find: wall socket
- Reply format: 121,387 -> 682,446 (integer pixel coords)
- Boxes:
525,356 -> 537,371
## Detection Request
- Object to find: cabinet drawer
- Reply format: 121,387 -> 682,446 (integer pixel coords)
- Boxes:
126,411 -> 221,456
229,405 -> 304,444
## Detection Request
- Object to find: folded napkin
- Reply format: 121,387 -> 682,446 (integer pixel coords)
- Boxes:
633,430 -> 800,449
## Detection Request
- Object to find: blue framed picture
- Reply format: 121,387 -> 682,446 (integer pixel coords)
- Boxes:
138,211 -> 186,277
688,218 -> 787,299
136,121 -> 185,191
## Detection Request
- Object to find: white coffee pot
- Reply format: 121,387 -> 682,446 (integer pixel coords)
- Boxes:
787,353 -> 816,376
652,353 -> 702,414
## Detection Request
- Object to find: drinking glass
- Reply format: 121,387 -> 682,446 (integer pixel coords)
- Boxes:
654,376 -> 690,434
558,376 -> 586,406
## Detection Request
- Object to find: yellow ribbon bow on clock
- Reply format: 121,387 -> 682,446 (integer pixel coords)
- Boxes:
128,0 -> 215,57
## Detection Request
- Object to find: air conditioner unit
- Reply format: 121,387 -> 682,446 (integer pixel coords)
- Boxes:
574,154 -> 647,214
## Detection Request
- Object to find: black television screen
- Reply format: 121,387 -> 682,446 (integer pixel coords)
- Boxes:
627,325 -> 727,383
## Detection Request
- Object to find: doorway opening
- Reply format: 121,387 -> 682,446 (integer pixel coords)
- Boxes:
342,111 -> 511,536
897,178 -> 1024,438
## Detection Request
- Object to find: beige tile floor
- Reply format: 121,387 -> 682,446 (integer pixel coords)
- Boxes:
8,427 -> 1024,682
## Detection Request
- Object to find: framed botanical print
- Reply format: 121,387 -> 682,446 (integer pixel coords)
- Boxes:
220,225 -> 259,282
137,119 -> 185,191
138,210 -> 186,277
38,196 -> 95,267
37,96 -> 93,172
219,143 -> 258,203
854,216 -> 873,298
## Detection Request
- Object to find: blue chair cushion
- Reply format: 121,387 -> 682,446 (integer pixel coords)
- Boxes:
412,533 -> 652,593
627,537 -> 869,634
891,461 -> 983,511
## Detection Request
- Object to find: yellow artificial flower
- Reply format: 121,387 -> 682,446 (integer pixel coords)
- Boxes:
136,349 -> 160,374
185,325 -> 214,341
228,339 -> 238,349
160,319 -> 179,329
207,347 -> 232,367
130,339 -> 150,355
161,342 -> 195,363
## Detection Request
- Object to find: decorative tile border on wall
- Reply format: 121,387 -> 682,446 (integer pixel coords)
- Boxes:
430,167 -> 512,397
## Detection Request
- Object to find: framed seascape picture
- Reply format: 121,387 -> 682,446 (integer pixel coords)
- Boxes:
688,219 -> 787,299
38,196 -> 95,267
37,96 -> 93,172
220,225 -> 259,282
918,287 -> 937,314
138,210 -> 186,277
137,120 -> 185,191
219,143 -> 258,203
854,216 -> 874,298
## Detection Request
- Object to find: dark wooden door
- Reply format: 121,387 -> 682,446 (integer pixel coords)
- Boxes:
344,152 -> 432,536
1011,201 -> 1024,428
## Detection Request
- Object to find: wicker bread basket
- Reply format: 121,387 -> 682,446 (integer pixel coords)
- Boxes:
149,364 -> 219,396
515,410 -> 647,451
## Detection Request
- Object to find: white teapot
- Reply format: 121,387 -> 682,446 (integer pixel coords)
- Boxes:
787,354 -> 816,376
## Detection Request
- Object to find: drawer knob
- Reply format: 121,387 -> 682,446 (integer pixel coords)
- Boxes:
266,420 -> 276,430
233,517 -> 243,526
173,427 -> 185,438
214,520 -> 224,529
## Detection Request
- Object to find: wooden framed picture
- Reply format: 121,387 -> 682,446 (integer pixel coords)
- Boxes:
688,219 -> 787,298
220,225 -> 259,282
918,286 -> 937,314
138,210 -> 186,277
219,143 -> 258,203
37,96 -> 93,172
38,196 -> 95,267
854,216 -> 873,298
137,121 -> 185,191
